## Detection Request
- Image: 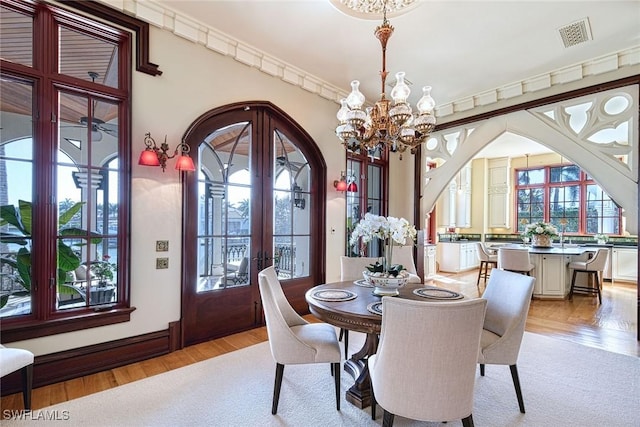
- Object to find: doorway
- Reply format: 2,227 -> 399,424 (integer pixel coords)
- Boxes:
180,102 -> 326,346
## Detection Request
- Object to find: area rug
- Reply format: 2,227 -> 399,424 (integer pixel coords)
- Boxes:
4,332 -> 639,426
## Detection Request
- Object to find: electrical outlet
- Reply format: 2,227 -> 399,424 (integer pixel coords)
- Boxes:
156,257 -> 169,269
156,240 -> 169,252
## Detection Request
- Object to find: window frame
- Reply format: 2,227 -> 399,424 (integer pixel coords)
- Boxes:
0,0 -> 134,342
515,163 -> 622,236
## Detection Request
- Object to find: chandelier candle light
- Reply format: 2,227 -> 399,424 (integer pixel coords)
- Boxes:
335,5 -> 436,159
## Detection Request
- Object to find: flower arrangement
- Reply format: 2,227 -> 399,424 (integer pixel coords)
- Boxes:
350,213 -> 417,276
594,233 -> 609,242
90,254 -> 117,284
522,221 -> 559,238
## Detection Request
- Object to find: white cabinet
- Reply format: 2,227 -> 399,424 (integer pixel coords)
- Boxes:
531,253 -> 571,297
424,245 -> 437,279
488,157 -> 510,228
437,242 -> 479,273
437,163 -> 471,228
612,248 -> 638,282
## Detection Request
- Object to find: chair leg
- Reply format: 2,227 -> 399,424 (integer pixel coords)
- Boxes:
21,364 -> 33,410
594,272 -> 602,304
509,364 -> 526,414
480,363 -> 485,376
569,269 -> 577,300
344,329 -> 349,359
462,414 -> 475,427
272,363 -> 284,414
370,379 -> 377,420
382,410 -> 395,427
476,261 -> 484,287
333,362 -> 340,411
339,328 -> 344,341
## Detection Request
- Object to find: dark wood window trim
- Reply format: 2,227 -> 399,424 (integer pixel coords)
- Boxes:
58,0 -> 162,76
0,0 -> 134,343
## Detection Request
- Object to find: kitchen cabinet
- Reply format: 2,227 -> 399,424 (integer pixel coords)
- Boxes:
531,253 -> 570,297
438,163 -> 471,228
437,242 -> 479,273
424,245 -> 437,279
612,247 -> 638,282
488,157 -> 510,228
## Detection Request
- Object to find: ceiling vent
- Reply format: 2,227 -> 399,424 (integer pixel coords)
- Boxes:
558,18 -> 593,48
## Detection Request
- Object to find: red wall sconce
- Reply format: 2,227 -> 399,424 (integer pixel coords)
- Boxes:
333,172 -> 348,192
138,132 -> 196,172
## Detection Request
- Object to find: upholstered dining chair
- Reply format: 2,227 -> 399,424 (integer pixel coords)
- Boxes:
498,248 -> 535,275
369,297 -> 487,426
257,266 -> 341,415
339,256 -> 378,358
478,268 -> 535,413
568,248 -> 608,304
390,245 -> 421,283
0,344 -> 34,410
475,242 -> 498,288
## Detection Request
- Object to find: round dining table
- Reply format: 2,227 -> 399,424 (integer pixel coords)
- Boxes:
305,279 -> 459,409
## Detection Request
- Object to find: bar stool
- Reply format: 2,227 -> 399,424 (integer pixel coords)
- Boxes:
568,248 -> 608,304
475,242 -> 498,287
498,248 -> 534,276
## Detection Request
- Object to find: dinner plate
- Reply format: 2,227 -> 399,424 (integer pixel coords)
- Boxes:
412,287 -> 464,300
353,279 -> 374,288
366,301 -> 383,315
311,289 -> 357,302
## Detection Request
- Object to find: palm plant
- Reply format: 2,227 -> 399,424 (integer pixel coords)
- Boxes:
0,200 -> 100,308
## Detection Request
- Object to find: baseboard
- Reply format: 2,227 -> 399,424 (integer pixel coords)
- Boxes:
1,321 -> 181,397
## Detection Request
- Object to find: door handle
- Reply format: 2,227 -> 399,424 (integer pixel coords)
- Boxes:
252,251 -> 262,270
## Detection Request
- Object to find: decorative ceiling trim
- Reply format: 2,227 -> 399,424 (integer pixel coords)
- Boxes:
94,1 -> 639,119
328,0 -> 421,20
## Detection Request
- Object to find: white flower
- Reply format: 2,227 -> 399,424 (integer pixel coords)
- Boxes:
350,213 -> 417,247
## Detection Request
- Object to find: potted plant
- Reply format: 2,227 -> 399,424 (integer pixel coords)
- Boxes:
594,234 -> 609,245
522,221 -> 559,248
349,213 -> 417,295
90,254 -> 117,286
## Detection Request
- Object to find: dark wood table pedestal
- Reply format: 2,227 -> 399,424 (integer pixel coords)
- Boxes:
343,332 -> 378,408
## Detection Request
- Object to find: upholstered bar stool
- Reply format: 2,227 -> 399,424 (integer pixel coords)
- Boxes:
475,242 -> 498,287
568,248 -> 608,304
498,248 -> 534,276
0,344 -> 34,410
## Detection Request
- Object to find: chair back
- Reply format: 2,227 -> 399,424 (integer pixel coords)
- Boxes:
258,266 -> 315,364
584,248 -> 609,271
370,297 -> 487,422
339,256 -> 379,281
390,245 -> 417,275
237,257 -> 249,274
480,269 -> 535,364
475,242 -> 497,262
498,248 -> 533,272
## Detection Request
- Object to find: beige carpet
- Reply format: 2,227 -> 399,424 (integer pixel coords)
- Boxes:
4,332 -> 639,426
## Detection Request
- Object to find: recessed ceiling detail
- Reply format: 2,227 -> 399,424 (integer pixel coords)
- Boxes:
329,0 -> 420,19
558,18 -> 593,48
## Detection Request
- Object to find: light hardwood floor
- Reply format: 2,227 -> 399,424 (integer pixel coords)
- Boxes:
1,269 -> 637,413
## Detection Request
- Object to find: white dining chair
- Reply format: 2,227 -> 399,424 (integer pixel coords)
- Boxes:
369,297 -> 487,426
390,245 -> 421,283
478,268 -> 535,413
498,248 -> 535,275
257,266 -> 341,414
0,344 -> 34,410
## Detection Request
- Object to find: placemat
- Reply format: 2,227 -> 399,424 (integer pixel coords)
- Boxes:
311,289 -> 357,302
353,279 -> 374,288
366,301 -> 383,315
412,287 -> 464,300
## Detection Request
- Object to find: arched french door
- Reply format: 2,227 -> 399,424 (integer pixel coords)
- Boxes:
181,102 -> 326,346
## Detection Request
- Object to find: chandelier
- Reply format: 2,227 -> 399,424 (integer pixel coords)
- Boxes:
335,5 -> 436,159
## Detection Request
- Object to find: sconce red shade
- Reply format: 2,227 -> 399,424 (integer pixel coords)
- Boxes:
138,149 -> 160,166
175,154 -> 196,172
334,179 -> 347,192
347,181 -> 358,192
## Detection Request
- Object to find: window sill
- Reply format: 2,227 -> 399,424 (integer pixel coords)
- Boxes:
0,306 -> 137,343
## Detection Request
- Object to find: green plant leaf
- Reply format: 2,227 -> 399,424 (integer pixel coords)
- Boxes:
0,204 -> 27,234
18,199 -> 32,234
58,202 -> 83,226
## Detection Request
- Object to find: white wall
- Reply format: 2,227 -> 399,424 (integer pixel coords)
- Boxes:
13,27 -> 349,355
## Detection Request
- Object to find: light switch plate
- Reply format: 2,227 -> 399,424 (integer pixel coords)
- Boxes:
156,257 -> 169,269
156,240 -> 169,252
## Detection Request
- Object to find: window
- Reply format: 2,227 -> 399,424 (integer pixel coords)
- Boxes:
345,148 -> 388,256
516,164 -> 621,235
0,1 -> 132,341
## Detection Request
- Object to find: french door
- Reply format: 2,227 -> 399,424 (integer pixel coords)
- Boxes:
181,102 -> 326,346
